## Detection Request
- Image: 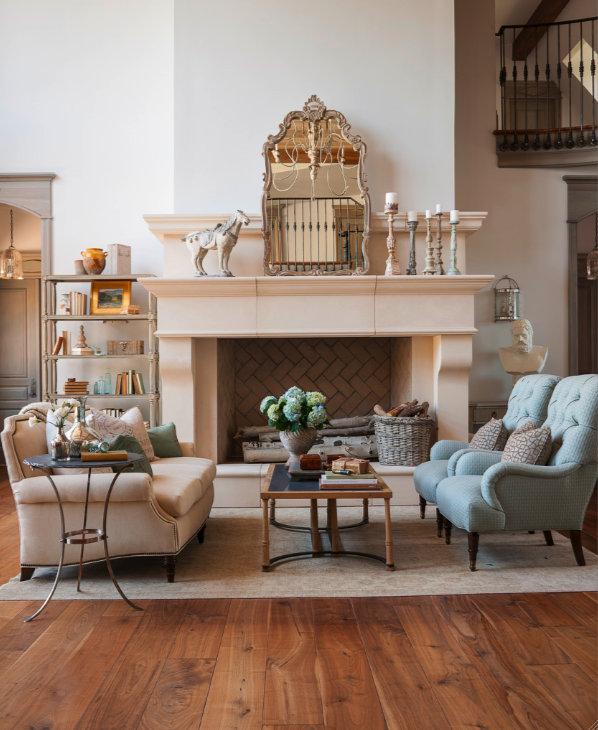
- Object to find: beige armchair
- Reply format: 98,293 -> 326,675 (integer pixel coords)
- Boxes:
1,414 -> 215,582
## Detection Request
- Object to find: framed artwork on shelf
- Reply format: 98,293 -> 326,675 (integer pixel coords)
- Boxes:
90,280 -> 131,315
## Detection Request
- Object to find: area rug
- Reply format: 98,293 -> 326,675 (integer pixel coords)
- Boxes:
0,507 -> 595,600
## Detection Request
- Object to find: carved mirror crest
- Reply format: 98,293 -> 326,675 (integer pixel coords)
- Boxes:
262,95 -> 370,276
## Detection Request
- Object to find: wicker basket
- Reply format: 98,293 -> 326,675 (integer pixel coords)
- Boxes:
373,416 -> 435,466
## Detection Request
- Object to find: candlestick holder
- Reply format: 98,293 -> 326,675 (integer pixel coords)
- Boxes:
384,203 -> 401,276
406,220 -> 418,275
446,218 -> 461,276
422,217 -> 436,275
435,212 -> 445,275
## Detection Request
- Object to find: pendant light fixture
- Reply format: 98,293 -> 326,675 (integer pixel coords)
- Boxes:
587,212 -> 598,281
0,209 -> 24,279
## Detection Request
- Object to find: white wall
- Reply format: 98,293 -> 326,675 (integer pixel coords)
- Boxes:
455,0 -> 596,403
174,0 -> 456,215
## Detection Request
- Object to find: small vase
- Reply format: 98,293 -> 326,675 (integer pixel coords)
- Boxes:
279,426 -> 317,470
81,248 -> 107,275
51,426 -> 71,461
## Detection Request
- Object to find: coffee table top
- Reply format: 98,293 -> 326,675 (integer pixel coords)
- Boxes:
24,453 -> 146,470
261,463 -> 392,499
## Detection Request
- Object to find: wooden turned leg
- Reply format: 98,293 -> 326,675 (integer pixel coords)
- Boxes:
329,500 -> 340,554
436,508 -> 444,539
543,530 -> 554,546
444,517 -> 452,545
468,532 -> 479,571
197,525 -> 206,544
384,498 -> 394,571
20,567 -> 35,582
310,500 -> 322,553
262,499 -> 270,571
269,498 -> 276,522
528,530 -> 535,534
570,530 -> 585,566
363,498 -> 369,523
163,555 -> 177,583
419,495 -> 426,519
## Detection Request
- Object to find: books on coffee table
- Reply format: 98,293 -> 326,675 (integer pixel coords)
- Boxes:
320,470 -> 380,489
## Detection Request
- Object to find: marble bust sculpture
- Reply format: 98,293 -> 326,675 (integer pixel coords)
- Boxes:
499,318 -> 548,386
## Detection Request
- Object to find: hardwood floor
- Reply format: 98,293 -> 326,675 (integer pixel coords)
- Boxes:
0,467 -> 596,729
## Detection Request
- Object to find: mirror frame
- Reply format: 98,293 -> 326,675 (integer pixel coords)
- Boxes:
261,95 -> 371,276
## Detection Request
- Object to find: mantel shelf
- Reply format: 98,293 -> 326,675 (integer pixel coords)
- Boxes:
44,314 -> 153,321
49,393 -> 159,400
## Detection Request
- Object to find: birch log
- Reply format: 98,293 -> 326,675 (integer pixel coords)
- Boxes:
235,416 -> 373,440
243,435 -> 378,463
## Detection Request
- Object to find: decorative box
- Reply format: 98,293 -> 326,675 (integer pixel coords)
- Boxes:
107,340 -> 144,355
106,244 -> 131,275
331,457 -> 370,474
300,454 -> 323,471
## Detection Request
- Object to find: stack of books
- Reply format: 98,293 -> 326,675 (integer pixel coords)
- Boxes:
319,470 -> 380,490
99,408 -> 125,418
63,379 -> 89,395
69,292 -> 88,316
115,370 -> 146,395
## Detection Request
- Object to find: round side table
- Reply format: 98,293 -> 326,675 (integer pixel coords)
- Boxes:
22,453 -> 147,622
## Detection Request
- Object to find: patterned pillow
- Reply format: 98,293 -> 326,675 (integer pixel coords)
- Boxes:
470,418 -> 509,451
501,424 -> 552,466
89,406 -> 157,462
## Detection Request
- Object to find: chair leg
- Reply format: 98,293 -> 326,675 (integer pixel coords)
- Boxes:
197,525 -> 206,544
543,530 -> 554,546
468,532 -> 479,571
436,508 -> 444,539
419,495 -> 426,519
163,555 -> 177,582
444,517 -> 452,545
20,567 -> 35,582
570,530 -> 585,566
528,530 -> 535,534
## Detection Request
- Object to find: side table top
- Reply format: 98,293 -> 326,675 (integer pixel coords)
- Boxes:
24,453 -> 147,470
261,463 -> 392,499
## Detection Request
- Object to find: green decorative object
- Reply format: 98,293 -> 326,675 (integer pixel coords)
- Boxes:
147,422 -> 183,458
107,435 -> 153,476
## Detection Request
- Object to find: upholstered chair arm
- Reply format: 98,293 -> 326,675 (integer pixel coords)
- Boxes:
178,442 -> 195,457
12,472 -> 153,505
430,440 -> 469,461
451,450 -> 503,477
480,462 -> 596,530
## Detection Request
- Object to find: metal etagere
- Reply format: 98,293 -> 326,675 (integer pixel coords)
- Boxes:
41,274 -> 160,427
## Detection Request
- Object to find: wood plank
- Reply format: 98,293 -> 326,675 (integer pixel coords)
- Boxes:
515,593 -> 581,628
436,594 -> 580,730
543,625 -> 598,680
312,598 -> 387,730
138,658 -> 216,730
12,611 -> 142,730
545,592 -> 598,635
530,663 -> 598,730
584,591 -> 598,603
0,598 -> 68,652
169,598 -> 230,660
199,599 -> 271,730
512,0 -> 571,60
74,599 -> 189,730
263,599 -> 323,727
0,601 -> 32,631
262,726 -> 325,729
352,597 -> 450,730
0,600 -> 107,729
392,596 -> 515,730
472,594 -> 572,666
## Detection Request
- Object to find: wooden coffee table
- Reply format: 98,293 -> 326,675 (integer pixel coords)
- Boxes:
260,463 -> 394,571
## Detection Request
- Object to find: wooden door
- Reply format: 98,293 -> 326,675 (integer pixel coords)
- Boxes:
577,255 -> 598,375
0,279 -> 40,463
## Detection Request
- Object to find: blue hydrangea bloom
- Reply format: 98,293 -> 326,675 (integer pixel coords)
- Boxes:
260,395 -> 277,413
284,386 -> 306,403
267,403 -> 281,420
307,405 -> 328,426
305,391 -> 326,407
283,400 -> 303,422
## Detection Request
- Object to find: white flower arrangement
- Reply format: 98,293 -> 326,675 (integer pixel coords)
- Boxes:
260,387 -> 329,432
29,398 -> 80,430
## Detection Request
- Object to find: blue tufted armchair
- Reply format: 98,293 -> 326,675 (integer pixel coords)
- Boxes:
436,374 -> 598,570
413,374 -> 561,538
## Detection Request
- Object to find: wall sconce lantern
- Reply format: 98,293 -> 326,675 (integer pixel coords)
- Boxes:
0,209 -> 24,280
587,213 -> 598,281
494,275 -> 520,322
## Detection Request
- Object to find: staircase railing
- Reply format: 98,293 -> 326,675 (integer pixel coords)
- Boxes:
496,17 -> 597,153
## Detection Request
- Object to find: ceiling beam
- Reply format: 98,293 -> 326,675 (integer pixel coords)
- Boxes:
512,0 -> 570,61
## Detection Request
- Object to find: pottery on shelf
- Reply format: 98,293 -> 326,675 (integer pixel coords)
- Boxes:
279,426 -> 317,470
74,260 -> 86,275
81,248 -> 107,275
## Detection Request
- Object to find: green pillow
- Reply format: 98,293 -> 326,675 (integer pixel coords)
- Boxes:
107,434 -> 153,477
147,422 -> 183,458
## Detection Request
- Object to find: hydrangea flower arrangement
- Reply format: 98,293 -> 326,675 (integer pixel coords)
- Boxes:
260,387 -> 329,432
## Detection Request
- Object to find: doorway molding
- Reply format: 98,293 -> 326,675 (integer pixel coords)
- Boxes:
564,175 -> 598,375
0,173 -> 56,275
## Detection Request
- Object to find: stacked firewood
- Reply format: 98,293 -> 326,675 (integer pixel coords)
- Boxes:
373,399 -> 429,419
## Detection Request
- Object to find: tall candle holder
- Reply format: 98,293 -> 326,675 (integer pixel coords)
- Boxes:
422,216 -> 436,275
446,217 -> 461,276
384,203 -> 401,276
406,218 -> 418,275
435,212 -> 445,275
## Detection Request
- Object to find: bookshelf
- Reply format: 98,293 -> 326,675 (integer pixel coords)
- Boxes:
41,274 -> 160,427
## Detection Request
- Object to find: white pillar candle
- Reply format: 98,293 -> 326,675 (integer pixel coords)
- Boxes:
408,211 -> 418,222
425,210 -> 433,219
436,204 -> 443,214
450,209 -> 459,223
385,192 -> 398,206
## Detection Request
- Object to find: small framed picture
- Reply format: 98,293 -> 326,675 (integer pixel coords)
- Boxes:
90,280 -> 132,315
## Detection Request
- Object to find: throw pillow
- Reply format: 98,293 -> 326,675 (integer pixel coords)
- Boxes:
469,417 -> 509,451
90,406 -> 157,462
107,434 -> 153,477
147,422 -> 183,458
501,424 -> 552,466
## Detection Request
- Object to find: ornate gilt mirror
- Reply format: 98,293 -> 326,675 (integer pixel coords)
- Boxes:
262,95 -> 370,276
